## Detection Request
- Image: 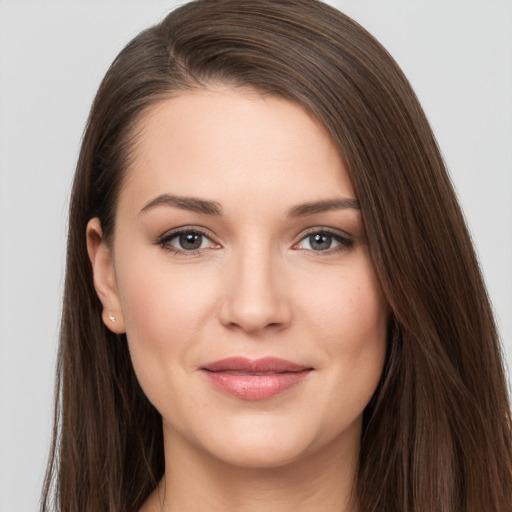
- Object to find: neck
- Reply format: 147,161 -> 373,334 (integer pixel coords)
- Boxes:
142,420 -> 361,512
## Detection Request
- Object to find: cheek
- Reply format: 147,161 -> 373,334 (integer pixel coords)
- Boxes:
302,258 -> 388,351
116,250 -> 214,341
302,261 -> 388,408
113,251 -> 218,395
324,283 -> 387,350
331,276 -> 387,373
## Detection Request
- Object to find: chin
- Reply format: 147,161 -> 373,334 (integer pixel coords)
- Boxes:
188,414 -> 359,471
209,437 -> 313,470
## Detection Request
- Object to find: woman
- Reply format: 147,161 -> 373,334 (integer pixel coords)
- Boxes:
41,0 -> 512,510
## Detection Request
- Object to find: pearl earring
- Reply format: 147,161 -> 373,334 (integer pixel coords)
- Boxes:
109,314 -> 116,323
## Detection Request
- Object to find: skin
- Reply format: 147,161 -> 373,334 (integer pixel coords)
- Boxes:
87,87 -> 389,512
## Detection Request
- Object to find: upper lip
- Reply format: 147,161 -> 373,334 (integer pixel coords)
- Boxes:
202,357 -> 311,373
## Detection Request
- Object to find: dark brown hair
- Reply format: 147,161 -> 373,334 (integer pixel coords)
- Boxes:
42,1 -> 512,510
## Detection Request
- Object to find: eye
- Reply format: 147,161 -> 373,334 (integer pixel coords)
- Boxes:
294,230 -> 353,253
158,228 -> 219,254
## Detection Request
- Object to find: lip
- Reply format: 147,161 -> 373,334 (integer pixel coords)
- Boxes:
201,357 -> 313,401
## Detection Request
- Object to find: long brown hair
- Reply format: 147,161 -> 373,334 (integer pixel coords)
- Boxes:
41,1 -> 512,510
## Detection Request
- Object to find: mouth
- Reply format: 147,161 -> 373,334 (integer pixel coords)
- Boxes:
201,357 -> 313,401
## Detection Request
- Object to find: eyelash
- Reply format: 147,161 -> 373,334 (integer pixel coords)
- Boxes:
156,227 -> 354,256
292,227 -> 354,254
156,227 -> 217,256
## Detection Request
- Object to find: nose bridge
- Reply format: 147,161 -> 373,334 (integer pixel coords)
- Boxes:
220,238 -> 291,333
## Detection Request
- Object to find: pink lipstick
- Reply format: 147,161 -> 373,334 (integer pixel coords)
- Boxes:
201,357 -> 312,400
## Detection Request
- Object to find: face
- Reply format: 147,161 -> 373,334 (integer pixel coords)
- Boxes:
88,87 -> 388,470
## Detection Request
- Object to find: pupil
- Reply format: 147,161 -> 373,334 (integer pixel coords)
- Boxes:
310,233 -> 331,250
179,232 -> 202,250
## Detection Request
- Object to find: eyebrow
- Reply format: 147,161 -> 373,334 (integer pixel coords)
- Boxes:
139,194 -> 359,217
139,194 -> 223,216
287,198 -> 360,217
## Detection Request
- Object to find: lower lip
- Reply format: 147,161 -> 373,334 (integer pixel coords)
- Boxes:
202,370 -> 312,400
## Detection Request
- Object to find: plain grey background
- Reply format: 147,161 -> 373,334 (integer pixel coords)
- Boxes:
0,1 -> 511,511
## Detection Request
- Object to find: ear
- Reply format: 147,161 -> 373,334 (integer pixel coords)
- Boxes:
86,218 -> 126,334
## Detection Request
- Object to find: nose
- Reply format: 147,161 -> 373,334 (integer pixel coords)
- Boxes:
219,245 -> 292,334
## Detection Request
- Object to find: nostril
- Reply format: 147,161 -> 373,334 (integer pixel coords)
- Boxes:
220,304 -> 292,334
218,262 -> 293,332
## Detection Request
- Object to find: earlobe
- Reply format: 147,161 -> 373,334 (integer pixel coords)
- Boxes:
86,218 -> 126,334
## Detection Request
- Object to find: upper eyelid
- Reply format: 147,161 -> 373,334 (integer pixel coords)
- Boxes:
157,226 -> 215,242
296,226 -> 352,240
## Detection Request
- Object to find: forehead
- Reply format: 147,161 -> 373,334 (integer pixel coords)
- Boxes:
120,87 -> 355,213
